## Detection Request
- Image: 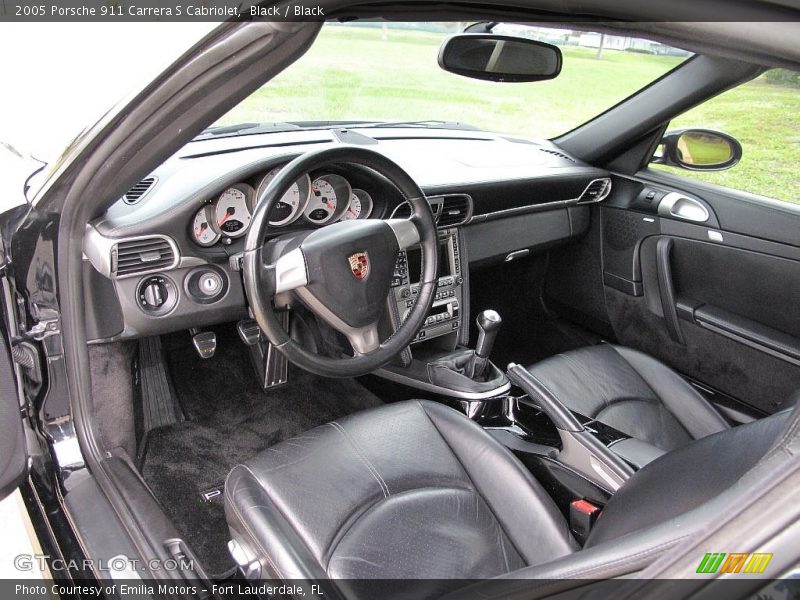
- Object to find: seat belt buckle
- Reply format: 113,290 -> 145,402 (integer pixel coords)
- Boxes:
569,499 -> 601,544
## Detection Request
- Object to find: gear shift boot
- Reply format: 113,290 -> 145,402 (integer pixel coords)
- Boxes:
427,349 -> 508,393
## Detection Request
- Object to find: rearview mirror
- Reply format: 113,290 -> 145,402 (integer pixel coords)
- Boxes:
653,128 -> 742,171
438,34 -> 562,83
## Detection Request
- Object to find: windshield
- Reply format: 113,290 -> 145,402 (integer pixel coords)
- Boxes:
216,23 -> 689,139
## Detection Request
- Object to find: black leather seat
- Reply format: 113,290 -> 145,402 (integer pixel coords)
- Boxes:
525,344 -> 730,452
225,398 -> 792,596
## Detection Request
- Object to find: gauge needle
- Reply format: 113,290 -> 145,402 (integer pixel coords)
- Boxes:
219,207 -> 235,225
196,222 -> 208,237
349,208 -> 358,217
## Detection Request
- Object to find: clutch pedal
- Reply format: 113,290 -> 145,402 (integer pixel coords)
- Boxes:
190,329 -> 217,359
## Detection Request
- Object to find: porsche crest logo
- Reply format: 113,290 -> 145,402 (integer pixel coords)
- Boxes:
348,251 -> 370,280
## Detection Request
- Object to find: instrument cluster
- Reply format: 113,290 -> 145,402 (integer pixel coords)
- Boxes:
189,165 -> 375,247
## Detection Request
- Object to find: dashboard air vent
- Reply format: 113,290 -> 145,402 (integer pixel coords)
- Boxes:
577,178 -> 612,204
541,148 -> 576,162
122,177 -> 156,204
113,237 -> 176,277
437,195 -> 472,227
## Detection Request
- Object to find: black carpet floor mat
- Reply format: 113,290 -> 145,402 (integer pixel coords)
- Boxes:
139,326 -> 383,578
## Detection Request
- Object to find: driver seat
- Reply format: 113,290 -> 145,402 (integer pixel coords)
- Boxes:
224,398 -> 794,596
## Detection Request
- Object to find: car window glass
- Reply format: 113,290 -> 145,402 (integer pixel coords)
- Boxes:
650,69 -> 800,205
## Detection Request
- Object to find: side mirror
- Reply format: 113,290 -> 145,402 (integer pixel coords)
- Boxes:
438,34 -> 562,83
652,128 -> 742,171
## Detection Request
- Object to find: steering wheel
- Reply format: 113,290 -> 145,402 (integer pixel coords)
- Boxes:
242,146 -> 438,378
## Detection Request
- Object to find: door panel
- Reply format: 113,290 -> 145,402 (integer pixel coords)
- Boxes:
593,174 -> 800,415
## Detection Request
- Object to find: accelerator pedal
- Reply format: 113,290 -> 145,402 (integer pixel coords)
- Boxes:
237,315 -> 289,390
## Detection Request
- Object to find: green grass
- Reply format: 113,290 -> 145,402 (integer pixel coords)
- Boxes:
221,25 -> 799,204
651,80 -> 800,204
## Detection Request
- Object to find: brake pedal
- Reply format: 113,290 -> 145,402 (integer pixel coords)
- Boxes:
237,319 -> 261,346
190,329 -> 217,359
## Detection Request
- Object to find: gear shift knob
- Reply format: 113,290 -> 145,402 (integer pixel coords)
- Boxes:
475,309 -> 502,359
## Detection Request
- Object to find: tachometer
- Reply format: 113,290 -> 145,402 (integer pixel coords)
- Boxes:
256,168 -> 311,227
191,205 -> 221,247
305,174 -> 351,225
340,189 -> 373,221
215,184 -> 254,238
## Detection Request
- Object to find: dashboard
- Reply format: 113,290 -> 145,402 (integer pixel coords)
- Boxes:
83,129 -> 611,344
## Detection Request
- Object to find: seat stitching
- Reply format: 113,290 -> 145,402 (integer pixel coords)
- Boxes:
329,422 -> 390,497
414,401 -> 531,564
613,347 -> 729,436
323,485 -> 479,570
757,409 -> 800,465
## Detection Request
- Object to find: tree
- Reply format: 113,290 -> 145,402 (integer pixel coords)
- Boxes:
596,33 -> 606,59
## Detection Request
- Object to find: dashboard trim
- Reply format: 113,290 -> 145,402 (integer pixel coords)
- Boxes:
467,177 -> 611,224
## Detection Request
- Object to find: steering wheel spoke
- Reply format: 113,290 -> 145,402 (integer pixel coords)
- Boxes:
343,321 -> 381,355
273,247 -> 308,293
386,218 -> 421,250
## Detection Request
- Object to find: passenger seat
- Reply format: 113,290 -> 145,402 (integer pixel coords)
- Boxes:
524,345 -> 729,454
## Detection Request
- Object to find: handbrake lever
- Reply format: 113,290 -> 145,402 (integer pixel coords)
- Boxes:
508,363 -> 633,492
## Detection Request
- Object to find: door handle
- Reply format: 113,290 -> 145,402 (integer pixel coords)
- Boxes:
656,237 -> 685,344
658,192 -> 709,223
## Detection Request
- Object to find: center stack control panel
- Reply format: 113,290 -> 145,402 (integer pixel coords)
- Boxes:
391,228 -> 464,344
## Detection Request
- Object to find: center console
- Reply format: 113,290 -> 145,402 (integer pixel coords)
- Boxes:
377,225 -> 511,399
390,226 -> 464,344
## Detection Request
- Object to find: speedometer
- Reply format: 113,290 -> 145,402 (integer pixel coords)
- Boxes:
215,184 -> 254,238
305,174 -> 351,225
256,168 -> 311,227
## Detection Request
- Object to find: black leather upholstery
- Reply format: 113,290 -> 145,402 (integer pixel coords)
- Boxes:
225,398 -> 793,594
225,401 -> 576,582
525,345 -> 729,451
586,407 -> 790,546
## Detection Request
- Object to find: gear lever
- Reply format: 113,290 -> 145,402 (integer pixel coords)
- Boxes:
472,310 -> 502,378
